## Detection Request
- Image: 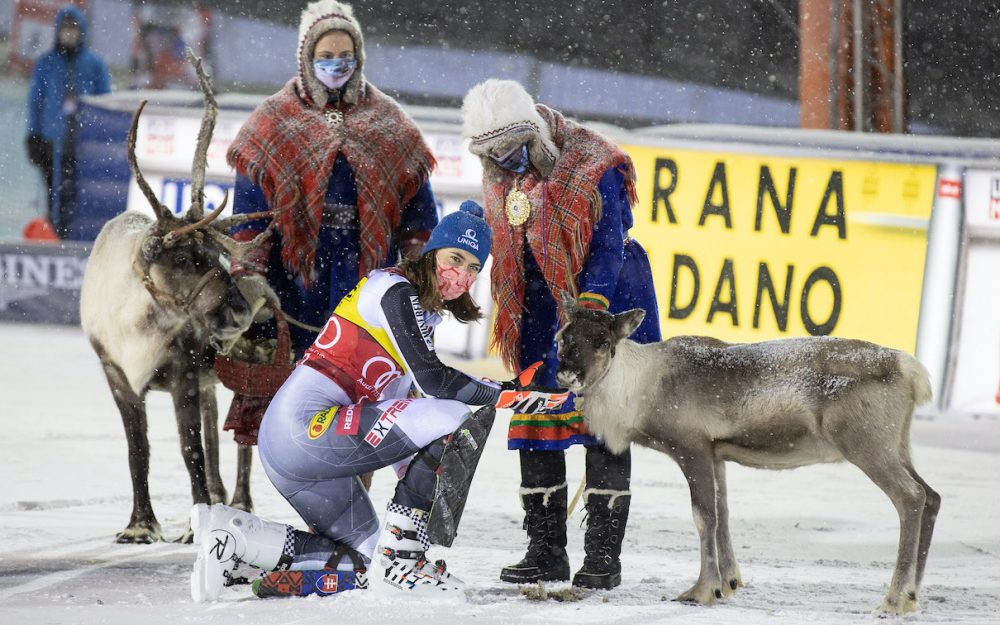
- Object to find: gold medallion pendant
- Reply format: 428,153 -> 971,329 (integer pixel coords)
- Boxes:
505,186 -> 531,226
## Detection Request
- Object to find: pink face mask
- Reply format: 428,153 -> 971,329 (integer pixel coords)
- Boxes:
436,265 -> 476,301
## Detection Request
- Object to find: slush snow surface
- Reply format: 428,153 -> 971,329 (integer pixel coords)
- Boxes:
1,323 -> 998,624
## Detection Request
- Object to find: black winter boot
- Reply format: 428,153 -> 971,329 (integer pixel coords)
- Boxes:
572,490 -> 631,589
499,483 -> 570,583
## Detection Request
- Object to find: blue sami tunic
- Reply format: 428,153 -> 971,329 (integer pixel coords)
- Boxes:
508,166 -> 662,451
234,153 -> 438,355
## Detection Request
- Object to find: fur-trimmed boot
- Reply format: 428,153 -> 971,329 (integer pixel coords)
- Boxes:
572,490 -> 631,590
375,503 -> 463,596
500,483 -> 570,583
190,503 -> 293,602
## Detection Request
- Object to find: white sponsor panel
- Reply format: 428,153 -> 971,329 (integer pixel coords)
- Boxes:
943,169 -> 1000,416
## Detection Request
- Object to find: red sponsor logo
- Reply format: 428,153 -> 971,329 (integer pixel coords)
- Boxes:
363,400 -> 412,448
357,356 -> 402,400
335,404 -> 361,436
937,178 -> 961,199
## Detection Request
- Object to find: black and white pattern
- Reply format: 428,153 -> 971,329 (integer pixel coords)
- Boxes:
283,526 -> 296,560
412,509 -> 431,551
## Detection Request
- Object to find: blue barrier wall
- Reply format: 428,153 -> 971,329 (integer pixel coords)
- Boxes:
69,102 -> 132,241
0,242 -> 92,325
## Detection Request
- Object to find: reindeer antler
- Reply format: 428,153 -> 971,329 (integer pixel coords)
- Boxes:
165,192 -> 229,244
127,100 -> 171,222
186,48 -> 217,220
214,211 -> 274,231
206,221 -> 275,259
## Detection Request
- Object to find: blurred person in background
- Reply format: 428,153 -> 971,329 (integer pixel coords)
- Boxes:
25,4 -> 111,239
222,0 -> 439,445
462,79 -> 662,590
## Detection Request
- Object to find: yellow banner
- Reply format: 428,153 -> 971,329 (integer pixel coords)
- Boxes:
624,145 -> 936,352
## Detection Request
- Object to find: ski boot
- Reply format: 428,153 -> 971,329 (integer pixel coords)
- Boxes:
190,503 -> 292,602
374,503 -> 463,597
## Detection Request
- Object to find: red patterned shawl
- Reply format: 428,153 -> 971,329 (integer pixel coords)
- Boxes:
228,79 -> 435,286
483,106 -> 637,371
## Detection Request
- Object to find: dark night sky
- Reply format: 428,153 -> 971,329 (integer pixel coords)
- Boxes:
173,0 -> 999,136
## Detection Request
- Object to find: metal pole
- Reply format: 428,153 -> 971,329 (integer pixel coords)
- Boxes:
829,0 -> 842,128
853,0 -> 864,131
893,0 -> 905,133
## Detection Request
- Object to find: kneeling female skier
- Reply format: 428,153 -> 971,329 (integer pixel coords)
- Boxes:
191,201 -> 567,600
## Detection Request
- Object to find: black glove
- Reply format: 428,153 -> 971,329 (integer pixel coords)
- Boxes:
495,361 -> 570,414
25,134 -> 52,170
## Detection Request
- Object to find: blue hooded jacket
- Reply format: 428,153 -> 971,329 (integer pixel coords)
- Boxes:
26,5 -> 111,144
25,5 -> 111,232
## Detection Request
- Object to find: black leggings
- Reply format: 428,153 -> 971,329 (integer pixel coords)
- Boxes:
519,445 -> 631,492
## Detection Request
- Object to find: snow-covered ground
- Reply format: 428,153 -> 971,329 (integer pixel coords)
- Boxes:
1,322 -> 999,625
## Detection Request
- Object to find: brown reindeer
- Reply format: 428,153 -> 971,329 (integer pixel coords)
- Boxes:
553,295 -> 939,614
80,51 -> 274,543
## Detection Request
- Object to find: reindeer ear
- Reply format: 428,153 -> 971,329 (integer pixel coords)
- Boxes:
612,308 -> 645,340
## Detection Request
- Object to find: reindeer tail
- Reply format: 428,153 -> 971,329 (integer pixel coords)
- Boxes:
899,353 -> 933,407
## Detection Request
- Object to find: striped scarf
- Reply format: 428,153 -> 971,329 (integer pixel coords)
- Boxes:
228,79 -> 435,286
483,106 -> 637,371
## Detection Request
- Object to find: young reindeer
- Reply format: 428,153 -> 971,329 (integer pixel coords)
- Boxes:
81,50 -> 274,543
553,295 -> 939,615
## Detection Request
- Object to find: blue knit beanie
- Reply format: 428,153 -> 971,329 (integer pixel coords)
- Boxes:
422,200 -> 491,265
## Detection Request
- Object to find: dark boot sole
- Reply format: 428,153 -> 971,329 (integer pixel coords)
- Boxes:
571,571 -> 621,589
500,566 -> 571,584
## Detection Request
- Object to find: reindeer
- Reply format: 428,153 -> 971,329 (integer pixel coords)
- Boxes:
80,51 -> 273,543
553,296 -> 939,615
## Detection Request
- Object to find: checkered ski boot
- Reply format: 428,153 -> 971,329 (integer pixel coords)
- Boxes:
374,503 -> 464,596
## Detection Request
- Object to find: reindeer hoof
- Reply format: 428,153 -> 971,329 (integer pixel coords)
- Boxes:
228,498 -> 253,513
674,583 -> 719,605
720,578 -> 738,598
115,523 -> 162,544
877,594 -> 919,615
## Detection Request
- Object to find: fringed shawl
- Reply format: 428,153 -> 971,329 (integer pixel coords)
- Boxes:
228,79 -> 435,286
483,106 -> 637,371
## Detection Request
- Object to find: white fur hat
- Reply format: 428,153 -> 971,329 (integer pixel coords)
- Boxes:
297,0 -> 365,108
461,79 -> 559,176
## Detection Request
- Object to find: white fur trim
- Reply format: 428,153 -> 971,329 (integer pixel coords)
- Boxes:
461,79 -> 559,163
519,482 -> 567,508
582,488 -> 631,509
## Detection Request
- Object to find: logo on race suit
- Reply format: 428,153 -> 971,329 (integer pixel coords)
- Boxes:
307,407 -> 339,440
408,295 -> 434,350
317,573 -> 339,594
357,356 -> 402,399
314,316 -> 343,349
335,403 -> 361,436
457,228 -> 479,250
364,399 -> 412,448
